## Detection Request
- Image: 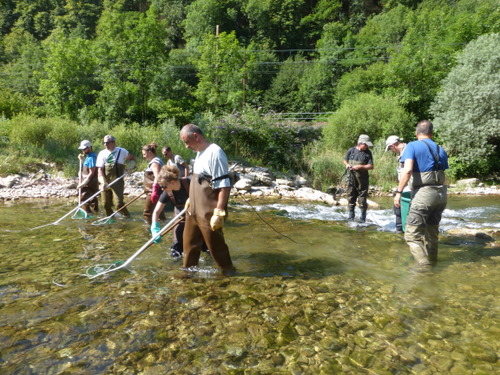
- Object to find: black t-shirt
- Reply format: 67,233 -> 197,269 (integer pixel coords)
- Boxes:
344,147 -> 373,177
159,183 -> 189,209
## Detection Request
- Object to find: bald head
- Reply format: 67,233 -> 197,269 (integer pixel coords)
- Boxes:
180,124 -> 208,152
416,120 -> 433,136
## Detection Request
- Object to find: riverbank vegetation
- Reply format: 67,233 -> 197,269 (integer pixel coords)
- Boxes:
0,0 -> 498,188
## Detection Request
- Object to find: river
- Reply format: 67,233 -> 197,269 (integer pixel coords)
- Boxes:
0,195 -> 498,374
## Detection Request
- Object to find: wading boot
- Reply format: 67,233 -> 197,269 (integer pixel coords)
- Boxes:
348,208 -> 355,221
359,209 -> 367,223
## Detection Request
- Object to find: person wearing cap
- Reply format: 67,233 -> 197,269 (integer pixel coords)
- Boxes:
179,124 -> 234,275
385,135 -> 407,233
394,120 -> 448,268
77,140 -> 99,215
342,134 -> 374,222
96,135 -> 136,217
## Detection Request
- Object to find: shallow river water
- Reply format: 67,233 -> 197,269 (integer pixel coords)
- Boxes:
0,195 -> 498,374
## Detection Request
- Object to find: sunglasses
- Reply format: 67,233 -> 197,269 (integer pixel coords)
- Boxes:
104,141 -> 114,144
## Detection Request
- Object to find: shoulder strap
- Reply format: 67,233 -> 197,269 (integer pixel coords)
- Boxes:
421,139 -> 440,171
115,149 -> 122,175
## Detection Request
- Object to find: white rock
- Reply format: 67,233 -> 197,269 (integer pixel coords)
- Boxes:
234,178 -> 253,191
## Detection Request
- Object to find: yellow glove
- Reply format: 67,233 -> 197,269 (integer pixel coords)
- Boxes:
78,153 -> 85,161
210,208 -> 226,231
184,198 -> 190,210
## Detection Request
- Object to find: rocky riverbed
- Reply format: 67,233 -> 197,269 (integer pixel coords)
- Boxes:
0,166 -> 497,203
0,166 -> 498,204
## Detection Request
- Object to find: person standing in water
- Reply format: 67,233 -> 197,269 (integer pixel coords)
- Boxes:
162,146 -> 189,178
343,134 -> 374,223
385,135 -> 407,233
394,120 -> 448,268
96,135 -> 135,217
179,124 -> 234,274
142,142 -> 164,225
77,140 -> 99,215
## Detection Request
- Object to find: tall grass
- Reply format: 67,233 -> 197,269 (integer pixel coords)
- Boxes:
0,115 -> 188,177
303,138 -> 400,192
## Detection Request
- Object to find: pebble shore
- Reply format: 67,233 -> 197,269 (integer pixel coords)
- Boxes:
0,168 -> 497,202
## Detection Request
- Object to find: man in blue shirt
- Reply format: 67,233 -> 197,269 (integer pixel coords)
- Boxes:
77,140 -> 99,215
394,120 -> 448,268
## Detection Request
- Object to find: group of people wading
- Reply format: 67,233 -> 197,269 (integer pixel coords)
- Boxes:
77,120 -> 447,275
77,124 -> 235,275
343,120 -> 448,271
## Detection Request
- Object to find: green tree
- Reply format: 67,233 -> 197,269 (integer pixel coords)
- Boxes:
39,34 -> 97,120
0,28 -> 44,97
193,31 -> 263,113
263,55 -> 307,112
93,6 -> 167,123
323,92 -> 416,151
431,33 -> 500,178
53,0 -> 104,38
183,0 -> 249,48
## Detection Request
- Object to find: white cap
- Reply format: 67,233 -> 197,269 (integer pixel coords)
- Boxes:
78,140 -> 92,150
385,135 -> 401,152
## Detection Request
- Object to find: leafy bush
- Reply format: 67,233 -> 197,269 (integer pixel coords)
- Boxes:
323,92 -> 416,151
431,33 -> 500,178
200,107 -> 302,171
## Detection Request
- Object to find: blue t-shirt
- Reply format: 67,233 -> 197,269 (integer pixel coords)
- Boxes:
83,152 -> 97,169
400,139 -> 448,172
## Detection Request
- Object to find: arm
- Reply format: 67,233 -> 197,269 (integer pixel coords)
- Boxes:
181,161 -> 189,178
151,162 -> 162,184
352,163 -> 373,171
394,159 -> 413,208
152,201 -> 166,224
216,186 -> 231,211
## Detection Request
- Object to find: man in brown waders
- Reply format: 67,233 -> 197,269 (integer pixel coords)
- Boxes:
179,124 -> 235,275
96,135 -> 135,217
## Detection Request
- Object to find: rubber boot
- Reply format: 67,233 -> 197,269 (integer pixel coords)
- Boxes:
348,208 -> 355,221
359,209 -> 367,223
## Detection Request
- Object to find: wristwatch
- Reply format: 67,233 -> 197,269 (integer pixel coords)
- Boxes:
395,190 -> 403,194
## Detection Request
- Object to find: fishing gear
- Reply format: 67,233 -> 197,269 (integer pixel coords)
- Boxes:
85,208 -> 186,279
31,173 -> 127,230
91,192 -> 146,225
72,155 -> 90,220
233,191 -> 298,244
333,167 -> 354,201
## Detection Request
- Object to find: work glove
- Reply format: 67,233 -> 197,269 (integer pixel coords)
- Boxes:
98,175 -> 108,190
150,183 -> 161,204
78,153 -> 85,161
77,176 -> 90,190
210,208 -> 226,231
184,198 -> 190,211
150,222 -> 162,244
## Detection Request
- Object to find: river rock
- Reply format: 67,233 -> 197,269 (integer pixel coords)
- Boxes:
234,178 -> 253,191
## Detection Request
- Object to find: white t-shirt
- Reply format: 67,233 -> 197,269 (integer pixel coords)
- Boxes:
193,144 -> 230,189
96,147 -> 129,168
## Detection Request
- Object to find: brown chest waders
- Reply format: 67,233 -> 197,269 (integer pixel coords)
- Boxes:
81,165 -> 99,214
103,163 -> 128,217
182,173 -> 233,271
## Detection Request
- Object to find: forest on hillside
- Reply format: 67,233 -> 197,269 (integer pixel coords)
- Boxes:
0,0 -> 498,182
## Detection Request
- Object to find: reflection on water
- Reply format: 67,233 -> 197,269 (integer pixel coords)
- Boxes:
0,196 -> 498,374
